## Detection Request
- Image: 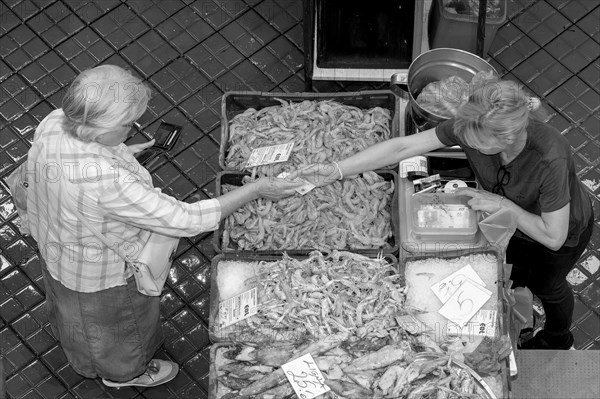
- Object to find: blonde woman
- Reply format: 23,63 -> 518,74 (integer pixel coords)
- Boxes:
25,65 -> 302,387
304,80 -> 593,350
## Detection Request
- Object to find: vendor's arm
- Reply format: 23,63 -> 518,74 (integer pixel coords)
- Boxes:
99,176 -> 301,237
506,200 -> 569,251
457,188 -> 570,251
338,128 -> 445,175
302,128 -> 445,186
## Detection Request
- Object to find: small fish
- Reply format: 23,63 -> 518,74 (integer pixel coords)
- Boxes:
217,374 -> 252,390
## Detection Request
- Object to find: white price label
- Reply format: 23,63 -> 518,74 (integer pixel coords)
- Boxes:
281,353 -> 330,399
447,309 -> 497,338
246,142 -> 294,168
431,264 -> 487,303
218,287 -> 258,328
438,279 -> 492,327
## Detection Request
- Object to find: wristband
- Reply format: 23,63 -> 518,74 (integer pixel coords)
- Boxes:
332,161 -> 343,180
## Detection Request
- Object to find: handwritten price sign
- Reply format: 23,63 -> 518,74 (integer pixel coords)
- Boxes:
438,279 -> 492,326
281,353 -> 330,399
430,264 -> 487,303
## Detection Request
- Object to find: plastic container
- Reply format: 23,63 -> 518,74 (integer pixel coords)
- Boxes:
410,192 -> 478,241
219,90 -> 400,170
213,169 -> 400,256
428,0 -> 507,56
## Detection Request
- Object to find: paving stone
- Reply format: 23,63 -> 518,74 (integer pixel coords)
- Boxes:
2,1 -> 600,397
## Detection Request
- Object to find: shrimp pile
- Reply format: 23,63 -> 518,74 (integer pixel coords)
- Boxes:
212,251 -> 406,344
225,99 -> 391,175
213,334 -> 491,399
222,172 -> 394,251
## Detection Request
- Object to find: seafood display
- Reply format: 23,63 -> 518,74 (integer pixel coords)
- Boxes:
208,91 -> 508,398
221,172 -> 395,251
209,251 -> 507,398
404,253 -> 500,351
211,251 -> 406,343
211,335 -> 497,399
416,70 -> 497,118
224,99 -> 392,176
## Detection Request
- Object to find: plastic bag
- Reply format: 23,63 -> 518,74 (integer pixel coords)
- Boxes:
464,335 -> 511,375
416,70 -> 499,118
417,75 -> 469,117
478,207 -> 517,252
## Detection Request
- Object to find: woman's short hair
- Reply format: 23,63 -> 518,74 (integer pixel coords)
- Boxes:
61,65 -> 152,142
454,80 -> 548,148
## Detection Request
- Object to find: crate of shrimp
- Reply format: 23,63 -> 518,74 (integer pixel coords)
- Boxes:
213,169 -> 399,256
208,251 -> 401,345
219,90 -> 400,173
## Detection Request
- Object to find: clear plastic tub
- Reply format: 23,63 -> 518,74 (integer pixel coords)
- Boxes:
410,192 -> 477,241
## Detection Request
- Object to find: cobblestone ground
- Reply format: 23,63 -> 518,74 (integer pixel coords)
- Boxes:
1,0 -> 598,398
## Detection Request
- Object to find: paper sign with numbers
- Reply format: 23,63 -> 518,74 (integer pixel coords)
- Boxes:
438,279 -> 492,327
218,287 -> 258,328
430,264 -> 487,303
281,353 -> 330,399
447,309 -> 497,338
246,142 -> 294,168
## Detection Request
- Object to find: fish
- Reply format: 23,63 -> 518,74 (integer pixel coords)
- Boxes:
344,342 -> 412,373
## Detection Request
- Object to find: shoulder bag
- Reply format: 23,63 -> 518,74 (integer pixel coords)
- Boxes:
71,210 -> 180,297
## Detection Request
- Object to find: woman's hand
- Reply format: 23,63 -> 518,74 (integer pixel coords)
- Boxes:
253,176 -> 304,200
127,139 -> 155,154
456,187 -> 505,213
297,163 -> 343,187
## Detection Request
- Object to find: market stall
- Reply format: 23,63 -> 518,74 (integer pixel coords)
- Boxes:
204,45 -> 523,398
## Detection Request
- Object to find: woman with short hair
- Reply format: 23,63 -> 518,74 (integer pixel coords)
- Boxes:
25,65 -> 302,387
304,79 -> 594,350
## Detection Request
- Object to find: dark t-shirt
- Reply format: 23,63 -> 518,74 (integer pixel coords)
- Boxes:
436,118 -> 592,247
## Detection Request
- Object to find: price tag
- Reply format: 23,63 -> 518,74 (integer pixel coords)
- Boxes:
431,264 -> 487,303
447,309 -> 497,338
246,142 -> 294,168
281,353 -> 330,399
438,279 -> 492,327
218,287 -> 258,328
277,172 -> 316,196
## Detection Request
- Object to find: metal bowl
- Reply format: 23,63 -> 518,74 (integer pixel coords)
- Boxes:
391,48 -> 498,126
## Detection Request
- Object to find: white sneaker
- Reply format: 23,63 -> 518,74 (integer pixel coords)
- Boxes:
102,359 -> 179,388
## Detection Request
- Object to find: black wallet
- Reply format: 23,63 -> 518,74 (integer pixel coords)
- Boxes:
136,122 -> 183,167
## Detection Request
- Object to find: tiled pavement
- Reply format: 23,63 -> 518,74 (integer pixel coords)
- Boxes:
0,0 -> 598,398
